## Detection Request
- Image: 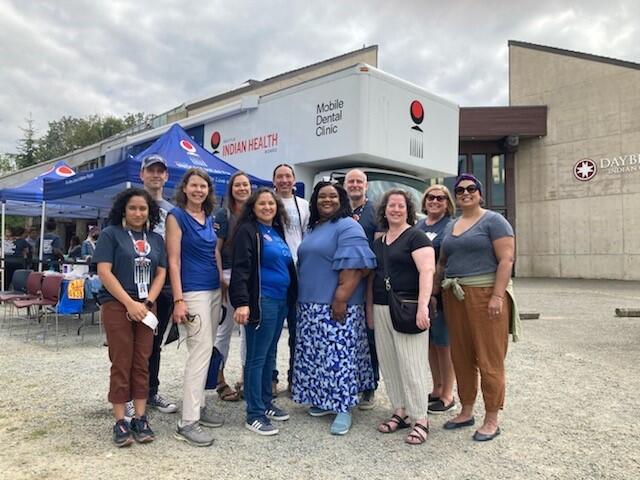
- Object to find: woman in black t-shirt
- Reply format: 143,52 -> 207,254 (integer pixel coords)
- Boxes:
367,189 -> 435,445
94,188 -> 167,448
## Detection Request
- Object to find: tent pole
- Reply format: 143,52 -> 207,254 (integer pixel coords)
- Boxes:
1,201 -> 5,289
38,201 -> 46,272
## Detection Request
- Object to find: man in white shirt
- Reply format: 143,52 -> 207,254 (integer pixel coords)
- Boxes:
273,164 -> 310,395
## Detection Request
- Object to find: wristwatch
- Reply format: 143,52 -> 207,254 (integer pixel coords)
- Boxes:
144,300 -> 154,309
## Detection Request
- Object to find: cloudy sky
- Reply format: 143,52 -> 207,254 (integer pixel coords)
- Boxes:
1,0 -> 638,153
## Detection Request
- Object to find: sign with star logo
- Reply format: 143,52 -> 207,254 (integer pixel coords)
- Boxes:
573,159 -> 597,182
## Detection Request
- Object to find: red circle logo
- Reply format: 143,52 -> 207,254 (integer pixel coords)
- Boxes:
180,139 -> 196,153
55,165 -> 75,177
410,100 -> 424,125
210,131 -> 221,149
134,239 -> 151,256
573,159 -> 597,181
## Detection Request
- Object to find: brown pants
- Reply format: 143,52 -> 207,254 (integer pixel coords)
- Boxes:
102,301 -> 154,404
443,286 -> 510,412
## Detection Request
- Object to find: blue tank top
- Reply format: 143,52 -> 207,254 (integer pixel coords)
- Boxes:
170,207 -> 220,292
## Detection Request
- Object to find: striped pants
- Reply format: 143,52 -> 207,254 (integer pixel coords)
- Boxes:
373,304 -> 430,419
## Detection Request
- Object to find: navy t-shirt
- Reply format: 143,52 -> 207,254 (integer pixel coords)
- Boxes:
415,215 -> 453,263
213,208 -> 238,270
93,225 -> 167,304
42,232 -> 62,263
169,207 -> 220,292
258,223 -> 292,300
372,227 -> 432,305
352,200 -> 379,247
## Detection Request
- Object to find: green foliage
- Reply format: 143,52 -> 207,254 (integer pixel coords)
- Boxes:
0,153 -> 17,174
35,112 -> 150,163
16,114 -> 38,169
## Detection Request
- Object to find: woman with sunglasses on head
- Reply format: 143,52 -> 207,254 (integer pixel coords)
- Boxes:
415,185 -> 457,415
94,188 -> 166,447
435,173 -> 520,442
292,181 -> 376,436
229,187 -> 297,436
212,171 -> 252,402
166,168 -> 224,448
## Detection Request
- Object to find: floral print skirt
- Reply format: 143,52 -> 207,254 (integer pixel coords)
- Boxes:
291,302 -> 374,413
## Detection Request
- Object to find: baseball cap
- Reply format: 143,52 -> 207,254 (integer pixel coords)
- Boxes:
141,154 -> 168,170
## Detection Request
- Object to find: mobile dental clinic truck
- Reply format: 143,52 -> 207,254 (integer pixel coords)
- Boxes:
200,63 -> 459,201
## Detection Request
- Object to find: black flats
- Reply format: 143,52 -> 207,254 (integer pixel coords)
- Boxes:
443,417 -> 475,429
472,427 -> 501,442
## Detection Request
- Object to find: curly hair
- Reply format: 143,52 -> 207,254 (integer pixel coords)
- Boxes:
421,184 -> 456,217
107,188 -> 161,230
376,188 -> 417,230
174,168 -> 216,216
308,181 -> 352,229
226,171 -> 252,213
233,187 -> 289,235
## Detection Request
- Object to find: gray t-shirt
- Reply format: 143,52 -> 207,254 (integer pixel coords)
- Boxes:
154,198 -> 174,238
93,225 -> 167,304
441,210 -> 514,278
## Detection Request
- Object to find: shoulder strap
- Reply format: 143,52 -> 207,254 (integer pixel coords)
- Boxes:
293,195 -> 304,237
381,235 -> 392,292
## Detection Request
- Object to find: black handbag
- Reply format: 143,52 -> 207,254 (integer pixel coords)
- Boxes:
381,236 -> 425,335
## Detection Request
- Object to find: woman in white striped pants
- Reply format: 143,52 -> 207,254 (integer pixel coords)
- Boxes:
367,189 -> 435,445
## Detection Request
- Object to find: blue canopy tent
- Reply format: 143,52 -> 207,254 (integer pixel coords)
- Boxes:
43,123 -> 272,212
0,162 -> 102,284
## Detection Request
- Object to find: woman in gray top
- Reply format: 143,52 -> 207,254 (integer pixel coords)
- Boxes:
434,173 -> 516,442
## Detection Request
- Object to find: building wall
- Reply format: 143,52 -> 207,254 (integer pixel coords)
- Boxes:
510,45 -> 640,280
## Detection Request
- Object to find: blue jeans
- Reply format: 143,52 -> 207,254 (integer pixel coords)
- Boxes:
244,297 -> 288,423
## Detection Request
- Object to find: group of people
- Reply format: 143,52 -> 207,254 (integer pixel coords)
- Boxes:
95,154 -> 519,448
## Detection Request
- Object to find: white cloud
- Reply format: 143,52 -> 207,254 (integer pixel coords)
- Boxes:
1,0 -> 639,153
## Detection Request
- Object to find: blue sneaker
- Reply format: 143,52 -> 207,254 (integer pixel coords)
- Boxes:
112,419 -> 134,447
245,418 -> 279,436
308,406 -> 333,417
330,412 -> 352,435
130,415 -> 155,443
265,405 -> 290,421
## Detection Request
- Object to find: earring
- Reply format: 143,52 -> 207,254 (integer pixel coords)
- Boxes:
122,217 -> 127,229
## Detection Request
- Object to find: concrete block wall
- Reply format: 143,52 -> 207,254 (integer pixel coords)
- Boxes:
510,45 -> 640,280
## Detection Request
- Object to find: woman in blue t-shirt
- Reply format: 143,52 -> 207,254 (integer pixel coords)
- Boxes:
229,187 -> 297,436
166,168 -> 223,448
416,184 -> 457,415
94,188 -> 167,447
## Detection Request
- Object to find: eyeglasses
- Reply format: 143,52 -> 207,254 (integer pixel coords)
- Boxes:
454,185 -> 478,195
426,194 -> 447,202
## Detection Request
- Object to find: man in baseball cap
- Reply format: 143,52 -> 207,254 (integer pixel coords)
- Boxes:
141,153 -> 168,170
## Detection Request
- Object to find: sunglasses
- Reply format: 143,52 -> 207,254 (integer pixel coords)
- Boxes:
454,185 -> 478,195
426,194 -> 447,202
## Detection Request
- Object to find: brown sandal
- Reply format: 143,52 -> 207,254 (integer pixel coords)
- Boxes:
234,381 -> 244,400
378,414 -> 411,433
216,383 -> 240,402
405,423 -> 429,445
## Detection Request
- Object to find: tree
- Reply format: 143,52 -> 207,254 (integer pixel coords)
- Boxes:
0,153 -> 17,174
35,112 -> 150,163
16,114 -> 38,169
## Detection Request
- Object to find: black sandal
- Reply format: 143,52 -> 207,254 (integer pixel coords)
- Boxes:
378,414 -> 411,433
405,423 -> 429,445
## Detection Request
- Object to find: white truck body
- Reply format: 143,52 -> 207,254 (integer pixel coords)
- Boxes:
201,63 -> 459,195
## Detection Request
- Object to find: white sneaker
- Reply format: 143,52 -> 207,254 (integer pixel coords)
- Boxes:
147,393 -> 178,414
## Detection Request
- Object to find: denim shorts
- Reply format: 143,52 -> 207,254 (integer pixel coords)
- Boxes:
430,308 -> 450,347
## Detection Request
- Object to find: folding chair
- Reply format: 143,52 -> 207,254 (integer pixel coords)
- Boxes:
6,272 -> 43,333
0,269 -> 32,327
11,274 -> 63,349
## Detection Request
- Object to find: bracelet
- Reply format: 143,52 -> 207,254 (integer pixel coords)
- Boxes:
174,298 -> 184,305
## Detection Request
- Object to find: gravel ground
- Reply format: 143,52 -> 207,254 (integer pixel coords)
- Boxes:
1,278 -> 639,480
